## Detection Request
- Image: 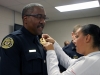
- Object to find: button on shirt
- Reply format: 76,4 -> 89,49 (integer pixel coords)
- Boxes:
46,41 -> 100,75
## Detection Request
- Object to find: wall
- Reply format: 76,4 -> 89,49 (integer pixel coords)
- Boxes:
44,16 -> 100,47
0,5 -> 22,44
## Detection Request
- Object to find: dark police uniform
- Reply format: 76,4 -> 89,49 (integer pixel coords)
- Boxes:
0,47 -> 1,75
59,41 -> 83,72
1,26 -> 47,75
63,41 -> 83,59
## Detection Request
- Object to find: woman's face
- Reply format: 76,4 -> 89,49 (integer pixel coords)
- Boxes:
73,28 -> 86,55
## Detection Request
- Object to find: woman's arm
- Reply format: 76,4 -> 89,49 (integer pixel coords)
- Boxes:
53,41 -> 75,69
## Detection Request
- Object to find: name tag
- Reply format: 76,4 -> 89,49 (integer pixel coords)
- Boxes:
29,49 -> 36,52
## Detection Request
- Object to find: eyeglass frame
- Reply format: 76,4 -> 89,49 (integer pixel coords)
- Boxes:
25,14 -> 49,20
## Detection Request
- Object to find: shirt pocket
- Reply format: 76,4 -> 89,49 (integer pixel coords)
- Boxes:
24,52 -> 43,74
25,52 -> 42,61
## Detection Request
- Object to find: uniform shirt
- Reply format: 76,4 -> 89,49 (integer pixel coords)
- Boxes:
1,26 -> 47,75
63,41 -> 82,59
0,47 -> 1,75
46,42 -> 100,75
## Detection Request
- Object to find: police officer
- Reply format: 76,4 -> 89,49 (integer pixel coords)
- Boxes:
0,47 -> 1,75
63,40 -> 82,59
63,25 -> 83,59
1,3 -> 48,75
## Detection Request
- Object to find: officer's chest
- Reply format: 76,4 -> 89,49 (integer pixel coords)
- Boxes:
20,36 -> 43,59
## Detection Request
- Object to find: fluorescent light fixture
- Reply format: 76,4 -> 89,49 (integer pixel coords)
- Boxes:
55,0 -> 100,12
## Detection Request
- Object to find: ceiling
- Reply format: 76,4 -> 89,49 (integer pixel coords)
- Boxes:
0,0 -> 100,21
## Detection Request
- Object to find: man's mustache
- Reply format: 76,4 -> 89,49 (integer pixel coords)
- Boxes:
37,24 -> 44,28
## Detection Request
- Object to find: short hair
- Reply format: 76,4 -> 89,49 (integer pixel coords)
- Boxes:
73,25 -> 81,33
22,3 -> 44,18
64,41 -> 70,46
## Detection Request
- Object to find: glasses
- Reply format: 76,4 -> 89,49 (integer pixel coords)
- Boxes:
25,14 -> 49,20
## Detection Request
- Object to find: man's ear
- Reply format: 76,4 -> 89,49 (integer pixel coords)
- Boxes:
23,16 -> 27,24
85,34 -> 91,43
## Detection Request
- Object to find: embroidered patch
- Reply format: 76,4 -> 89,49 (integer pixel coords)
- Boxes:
1,37 -> 14,49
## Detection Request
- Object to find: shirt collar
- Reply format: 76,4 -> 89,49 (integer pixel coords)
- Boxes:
87,51 -> 100,57
20,26 -> 38,41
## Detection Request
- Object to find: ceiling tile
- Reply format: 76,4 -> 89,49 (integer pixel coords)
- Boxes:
0,0 -> 100,21
81,7 -> 100,17
7,4 -> 26,13
0,0 -> 21,7
16,0 -> 43,4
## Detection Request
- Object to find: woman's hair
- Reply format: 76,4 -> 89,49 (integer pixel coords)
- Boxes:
81,24 -> 100,48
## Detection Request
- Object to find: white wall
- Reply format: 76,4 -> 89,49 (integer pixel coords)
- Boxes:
0,5 -> 22,44
44,16 -> 100,47
0,5 -> 100,47
15,12 -> 22,24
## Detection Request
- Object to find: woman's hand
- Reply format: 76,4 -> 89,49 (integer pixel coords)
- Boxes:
42,42 -> 54,51
42,34 -> 55,44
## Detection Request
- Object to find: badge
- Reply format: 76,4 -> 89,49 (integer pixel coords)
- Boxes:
73,55 -> 78,59
40,38 -> 46,45
1,37 -> 14,49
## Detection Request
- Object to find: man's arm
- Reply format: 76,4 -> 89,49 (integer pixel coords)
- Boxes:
1,35 -> 21,75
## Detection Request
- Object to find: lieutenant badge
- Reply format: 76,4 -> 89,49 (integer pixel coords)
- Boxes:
1,37 -> 14,49
73,55 -> 78,59
40,38 -> 46,45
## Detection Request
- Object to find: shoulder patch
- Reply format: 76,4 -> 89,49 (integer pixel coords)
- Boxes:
1,37 -> 14,49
